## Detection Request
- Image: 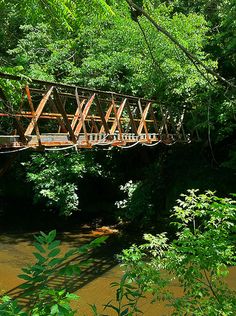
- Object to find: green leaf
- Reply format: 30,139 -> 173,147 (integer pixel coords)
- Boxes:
48,248 -> 61,257
62,266 -> 73,276
19,283 -> 32,289
31,264 -> 45,272
33,242 -> 46,253
40,231 -> 47,238
104,303 -> 120,313
47,230 -> 57,243
89,304 -> 98,315
18,274 -> 33,281
50,304 -> 59,314
89,236 -> 108,247
33,252 -> 46,263
48,240 -> 61,250
71,264 -> 81,274
78,258 -> 93,267
64,248 -> 77,258
1,296 -> 11,303
66,293 -> 79,300
78,244 -> 90,253
32,275 -> 45,283
34,235 -> 45,244
48,257 -> 63,267
58,304 -> 70,314
21,267 -> 31,274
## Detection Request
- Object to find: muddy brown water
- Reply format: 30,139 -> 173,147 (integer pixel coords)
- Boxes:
0,229 -> 236,315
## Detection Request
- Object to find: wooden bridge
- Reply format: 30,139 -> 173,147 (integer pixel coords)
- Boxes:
0,73 -> 188,151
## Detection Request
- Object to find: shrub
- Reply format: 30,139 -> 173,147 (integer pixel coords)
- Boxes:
116,190 -> 236,315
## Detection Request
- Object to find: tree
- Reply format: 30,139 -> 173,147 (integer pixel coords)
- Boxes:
24,151 -> 102,216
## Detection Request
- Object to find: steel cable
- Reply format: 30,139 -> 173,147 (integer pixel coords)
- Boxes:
0,147 -> 29,154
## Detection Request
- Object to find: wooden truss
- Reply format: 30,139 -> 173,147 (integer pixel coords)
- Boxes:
0,73 -> 188,150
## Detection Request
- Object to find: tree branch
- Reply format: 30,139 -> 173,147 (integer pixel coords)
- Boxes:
126,0 -> 236,88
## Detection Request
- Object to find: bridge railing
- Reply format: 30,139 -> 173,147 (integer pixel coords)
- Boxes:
0,73 -> 189,150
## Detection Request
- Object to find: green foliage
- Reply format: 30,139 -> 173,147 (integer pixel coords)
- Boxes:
2,1 -> 215,97
118,190 -> 236,315
115,161 -> 164,227
0,230 -> 107,315
7,23 -> 78,81
23,152 -> 102,215
70,2 -> 215,101
171,0 -> 236,74
0,296 -> 27,316
217,0 -> 236,73
26,289 -> 77,316
103,274 -> 145,316
90,273 -> 146,316
19,229 -> 106,314
115,179 -> 155,226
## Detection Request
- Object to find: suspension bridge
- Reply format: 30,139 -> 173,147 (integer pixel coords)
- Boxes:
0,73 -> 188,152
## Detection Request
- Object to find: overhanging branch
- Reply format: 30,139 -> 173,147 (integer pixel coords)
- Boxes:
126,0 -> 236,88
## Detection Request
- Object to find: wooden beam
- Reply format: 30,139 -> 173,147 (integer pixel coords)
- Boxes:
110,98 -> 127,134
53,88 -> 76,143
74,93 -> 95,136
48,97 -> 67,132
137,101 -> 151,141
126,101 -> 138,134
24,86 -> 54,136
99,103 -> 113,133
24,85 -> 42,146
75,89 -> 89,144
71,98 -> 86,130
95,95 -> 110,134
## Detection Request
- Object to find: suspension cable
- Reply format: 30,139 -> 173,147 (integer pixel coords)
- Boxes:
44,144 -> 78,151
142,140 -> 162,147
117,141 -> 140,149
0,147 -> 29,154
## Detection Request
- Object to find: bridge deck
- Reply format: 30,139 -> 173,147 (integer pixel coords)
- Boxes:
0,133 -> 177,150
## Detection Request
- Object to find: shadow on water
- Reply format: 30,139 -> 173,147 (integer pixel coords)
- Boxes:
0,229 -> 95,246
1,230 -> 128,309
0,182 -> 140,310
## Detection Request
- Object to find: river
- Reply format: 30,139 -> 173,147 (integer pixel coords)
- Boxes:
0,228 -> 236,315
